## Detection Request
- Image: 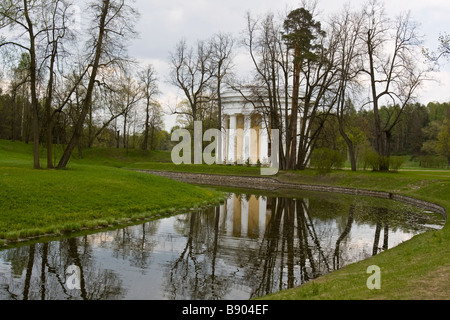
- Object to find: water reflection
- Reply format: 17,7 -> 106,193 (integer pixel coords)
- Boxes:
0,191 -> 444,300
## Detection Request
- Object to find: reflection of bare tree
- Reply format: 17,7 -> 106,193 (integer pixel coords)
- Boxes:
297,199 -> 331,280
68,238 -> 87,299
252,196 -> 283,297
40,243 -> 48,300
333,205 -> 355,270
247,197 -> 331,298
164,210 -> 232,300
22,244 -> 35,300
166,192 -> 392,299
107,221 -> 160,271
168,213 -> 200,299
210,207 -> 221,298
0,237 -> 125,300
372,208 -> 389,256
248,196 -> 351,298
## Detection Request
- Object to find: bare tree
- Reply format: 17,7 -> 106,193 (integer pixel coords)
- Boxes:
119,74 -> 142,151
57,0 -> 138,168
210,32 -> 234,162
330,7 -> 364,171
138,64 -> 159,151
241,9 -> 340,171
240,11 -> 289,169
168,39 -> 215,122
360,0 -> 426,170
146,100 -> 164,151
295,30 -> 340,170
86,70 -> 140,149
43,0 -> 74,168
0,0 -> 78,169
424,32 -> 450,65
0,0 -> 46,168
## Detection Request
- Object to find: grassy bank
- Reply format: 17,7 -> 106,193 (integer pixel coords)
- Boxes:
0,141 -> 222,243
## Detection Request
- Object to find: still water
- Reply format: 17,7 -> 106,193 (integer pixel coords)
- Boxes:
0,189 -> 445,300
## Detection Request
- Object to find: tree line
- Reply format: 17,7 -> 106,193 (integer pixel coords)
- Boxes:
0,0 -> 166,169
1,0 -> 449,171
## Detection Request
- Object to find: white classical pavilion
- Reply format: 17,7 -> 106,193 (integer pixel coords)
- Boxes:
217,90 -> 270,165
216,89 -> 304,167
216,89 -> 304,166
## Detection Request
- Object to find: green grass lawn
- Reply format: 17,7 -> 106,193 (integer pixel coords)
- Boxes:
0,140 -> 222,243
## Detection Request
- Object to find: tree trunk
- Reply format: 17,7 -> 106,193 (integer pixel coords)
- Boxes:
150,124 -> 155,151
338,119 -> 357,171
142,104 -> 150,151
287,52 -> 300,170
57,0 -> 110,169
340,129 -> 357,171
45,52 -> 56,168
123,111 -> 127,149
24,0 -> 40,169
367,32 -> 389,171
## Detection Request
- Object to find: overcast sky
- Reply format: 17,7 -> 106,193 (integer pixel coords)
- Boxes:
127,0 -> 450,130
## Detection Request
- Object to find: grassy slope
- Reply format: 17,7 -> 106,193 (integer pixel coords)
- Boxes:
0,141 -> 221,242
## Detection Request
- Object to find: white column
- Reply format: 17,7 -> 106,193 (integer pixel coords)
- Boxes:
244,114 -> 251,163
229,114 -> 237,163
260,120 -> 269,164
222,116 -> 228,164
224,116 -> 229,164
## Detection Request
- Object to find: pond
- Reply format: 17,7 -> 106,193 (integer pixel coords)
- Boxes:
0,188 -> 445,300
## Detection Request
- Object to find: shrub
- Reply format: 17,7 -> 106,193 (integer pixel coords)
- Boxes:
311,148 -> 345,174
362,149 -> 380,171
362,148 -> 408,172
389,156 -> 408,172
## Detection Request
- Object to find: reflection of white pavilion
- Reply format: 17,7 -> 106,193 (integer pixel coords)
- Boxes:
220,194 -> 270,238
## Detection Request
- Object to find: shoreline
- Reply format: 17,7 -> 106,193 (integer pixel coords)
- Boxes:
136,169 -> 448,220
